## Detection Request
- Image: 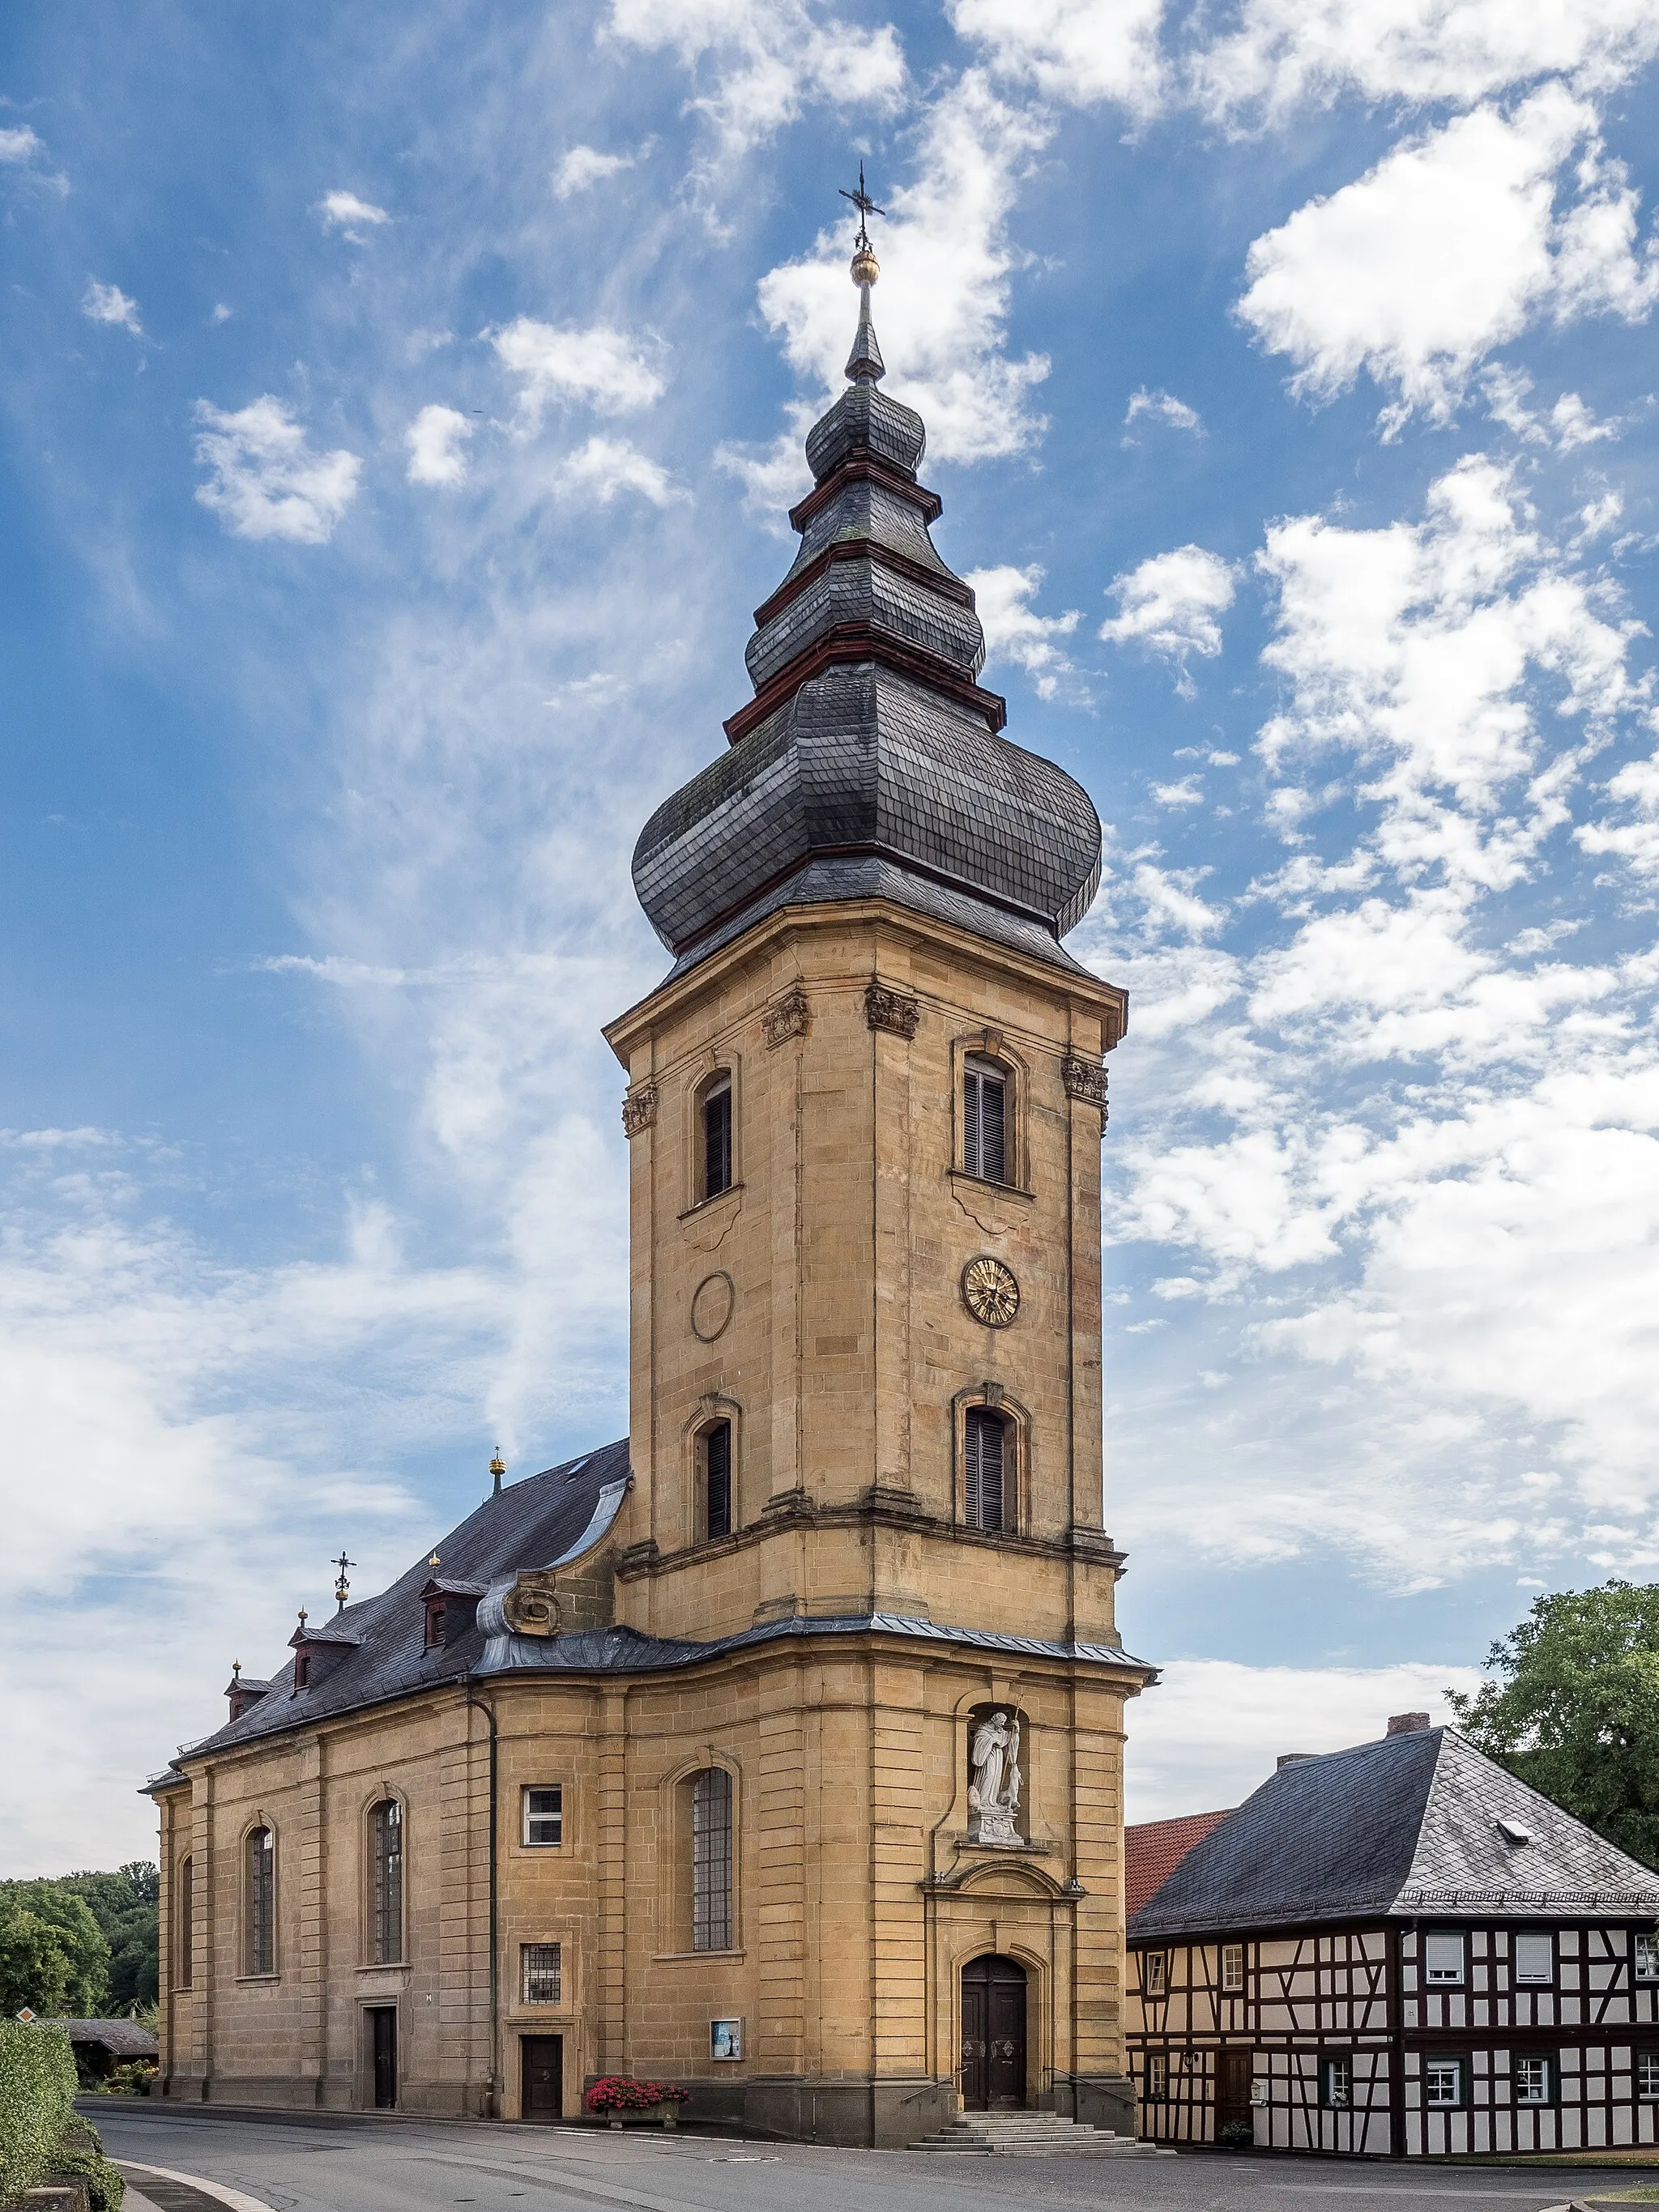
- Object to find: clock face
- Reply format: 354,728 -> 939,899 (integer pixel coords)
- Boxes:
962,1255 -> 1020,1328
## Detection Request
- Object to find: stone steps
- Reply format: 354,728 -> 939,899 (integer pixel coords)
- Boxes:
910,2112 -> 1171,2158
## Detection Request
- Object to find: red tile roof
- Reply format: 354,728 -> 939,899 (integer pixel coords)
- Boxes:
1125,1809 -> 1235,1916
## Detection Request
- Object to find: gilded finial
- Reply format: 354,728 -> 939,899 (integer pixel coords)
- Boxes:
840,161 -> 885,288
296,1606 -> 308,1630
429,1552 -> 441,1570
232,1659 -> 241,1681
489,1448 -> 506,1497
332,1549 -> 355,1613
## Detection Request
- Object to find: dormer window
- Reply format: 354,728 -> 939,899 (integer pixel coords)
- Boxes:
702,1075 -> 733,1200
293,1652 -> 310,1690
424,1596 -> 446,1650
963,1055 -> 1007,1183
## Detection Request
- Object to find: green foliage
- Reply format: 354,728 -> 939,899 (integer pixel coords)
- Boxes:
48,2120 -> 126,2212
0,2021 -> 78,2204
58,1870 -> 159,2015
99,2062 -> 155,2099
0,1889 -> 109,2020
1448,1579 -> 1659,1869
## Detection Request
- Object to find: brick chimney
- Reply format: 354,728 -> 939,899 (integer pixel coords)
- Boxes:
1387,1711 -> 1431,1735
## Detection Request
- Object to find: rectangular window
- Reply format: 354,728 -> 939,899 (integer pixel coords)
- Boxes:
1221,1942 -> 1245,1993
521,1942 -> 561,2005
702,1080 -> 732,1200
1145,2051 -> 1169,2101
1512,1932 -> 1554,1984
1637,2051 -> 1659,2099
1637,1933 -> 1659,1983
1513,2054 -> 1551,2105
964,1407 -> 1007,1532
963,1059 -> 1008,1183
522,1787 -> 563,1848
1424,1930 -> 1466,1985
1321,2054 -> 1351,2109
1424,2058 -> 1463,2108
1144,1951 -> 1167,1997
704,1420 -> 732,1541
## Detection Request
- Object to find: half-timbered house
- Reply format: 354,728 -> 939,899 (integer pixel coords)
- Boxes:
1125,1714 -> 1659,2157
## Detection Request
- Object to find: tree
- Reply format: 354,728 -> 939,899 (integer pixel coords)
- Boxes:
0,1896 -> 103,2018
1448,1579 -> 1659,1869
61,1868 -> 160,2011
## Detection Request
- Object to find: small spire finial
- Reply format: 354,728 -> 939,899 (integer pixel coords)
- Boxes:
332,1549 -> 356,1612
232,1659 -> 241,1681
429,1552 -> 441,1571
489,1448 -> 506,1496
840,161 -> 885,288
296,1606 -> 308,1630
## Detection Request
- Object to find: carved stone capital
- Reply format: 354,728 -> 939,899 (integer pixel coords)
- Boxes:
1061,1055 -> 1108,1113
762,986 -> 810,1049
621,1081 -> 658,1136
865,981 -> 920,1039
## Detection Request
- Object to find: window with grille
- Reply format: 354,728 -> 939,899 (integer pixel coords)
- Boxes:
963,1058 -> 1008,1183
1220,1942 -> 1245,1993
370,1799 -> 403,1964
1638,1933 -> 1659,1983
1424,2058 -> 1462,2108
1514,2055 -> 1551,2105
1423,1930 -> 1465,1984
964,1407 -> 1008,1532
702,1078 -> 732,1200
1321,2055 -> 1351,2109
522,1942 -> 561,2005
1512,1932 -> 1553,1984
692,1767 -> 733,1953
1638,2051 -> 1659,2099
1144,1951 -> 1167,1997
522,1787 -> 562,1848
246,1827 -> 275,1975
177,1856 -> 194,1990
1145,2052 -> 1168,2100
703,1420 -> 733,1541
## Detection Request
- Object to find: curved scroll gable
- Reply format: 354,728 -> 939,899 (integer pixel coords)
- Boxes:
478,1475 -> 633,1641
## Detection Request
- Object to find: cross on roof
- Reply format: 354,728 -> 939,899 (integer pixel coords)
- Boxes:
838,162 -> 885,251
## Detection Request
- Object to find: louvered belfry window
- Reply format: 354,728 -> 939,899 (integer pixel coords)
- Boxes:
964,1407 -> 1008,1532
692,1767 -> 733,1952
370,1799 -> 403,1964
703,1077 -> 733,1199
963,1057 -> 1007,1183
704,1420 -> 733,1541
246,1826 -> 275,1975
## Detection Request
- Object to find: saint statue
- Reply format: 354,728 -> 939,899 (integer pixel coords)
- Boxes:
968,1708 -> 1023,1845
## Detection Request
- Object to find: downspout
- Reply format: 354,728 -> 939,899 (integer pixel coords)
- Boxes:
464,1678 -> 500,2119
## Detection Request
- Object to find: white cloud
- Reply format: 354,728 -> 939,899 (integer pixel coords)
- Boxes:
406,403 -> 474,488
557,435 -> 683,507
553,145 -> 634,198
1192,0 -> 1659,122
1122,386 -> 1204,441
1237,88 -> 1659,433
603,0 -> 904,167
965,562 -> 1082,698
1480,364 -> 1624,452
210,302 -> 233,325
1579,751 -> 1659,876
1150,774 -> 1205,807
193,396 -> 362,544
1125,1661 -> 1482,1822
747,72 -> 1052,472
1101,543 -> 1237,671
81,279 -> 142,335
0,125 -> 44,164
948,0 -> 1166,116
489,318 -> 667,424
318,188 -> 391,237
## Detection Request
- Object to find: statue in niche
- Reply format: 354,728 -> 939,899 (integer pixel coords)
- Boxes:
968,1708 -> 1023,1845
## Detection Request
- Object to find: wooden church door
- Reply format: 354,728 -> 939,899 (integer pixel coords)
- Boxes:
961,1954 -> 1027,2110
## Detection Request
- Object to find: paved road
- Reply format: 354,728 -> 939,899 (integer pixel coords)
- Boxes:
85,2103 -> 1641,2212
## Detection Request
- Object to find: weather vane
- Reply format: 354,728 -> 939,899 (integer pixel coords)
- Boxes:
332,1550 -> 356,1612
838,162 -> 885,254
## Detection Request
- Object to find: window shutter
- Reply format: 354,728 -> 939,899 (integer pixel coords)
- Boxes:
703,1083 -> 732,1198
964,1062 -> 1007,1183
705,1421 -> 732,1539
964,1409 -> 1004,1532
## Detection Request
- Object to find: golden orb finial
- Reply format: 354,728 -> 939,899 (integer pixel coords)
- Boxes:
851,243 -> 879,288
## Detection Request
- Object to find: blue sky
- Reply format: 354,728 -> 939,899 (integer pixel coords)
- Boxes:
5,1 -> 1659,1869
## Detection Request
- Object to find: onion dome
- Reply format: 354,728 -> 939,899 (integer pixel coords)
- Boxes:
633,253 -> 1102,978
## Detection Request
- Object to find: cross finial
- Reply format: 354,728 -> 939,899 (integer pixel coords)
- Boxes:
332,1549 -> 356,1612
838,161 -> 885,255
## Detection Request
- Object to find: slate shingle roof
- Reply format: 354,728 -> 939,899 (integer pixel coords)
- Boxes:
1128,1726 -> 1659,1941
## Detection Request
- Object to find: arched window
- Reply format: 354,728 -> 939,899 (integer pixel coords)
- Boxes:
963,1055 -> 1008,1183
246,1826 -> 275,1975
964,1407 -> 1009,1532
701,1419 -> 733,1541
702,1074 -> 733,1200
177,1856 -> 194,1990
691,1767 -> 733,1952
370,1799 -> 403,1965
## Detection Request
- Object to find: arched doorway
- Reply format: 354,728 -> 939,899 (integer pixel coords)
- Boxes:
960,1953 -> 1028,2110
